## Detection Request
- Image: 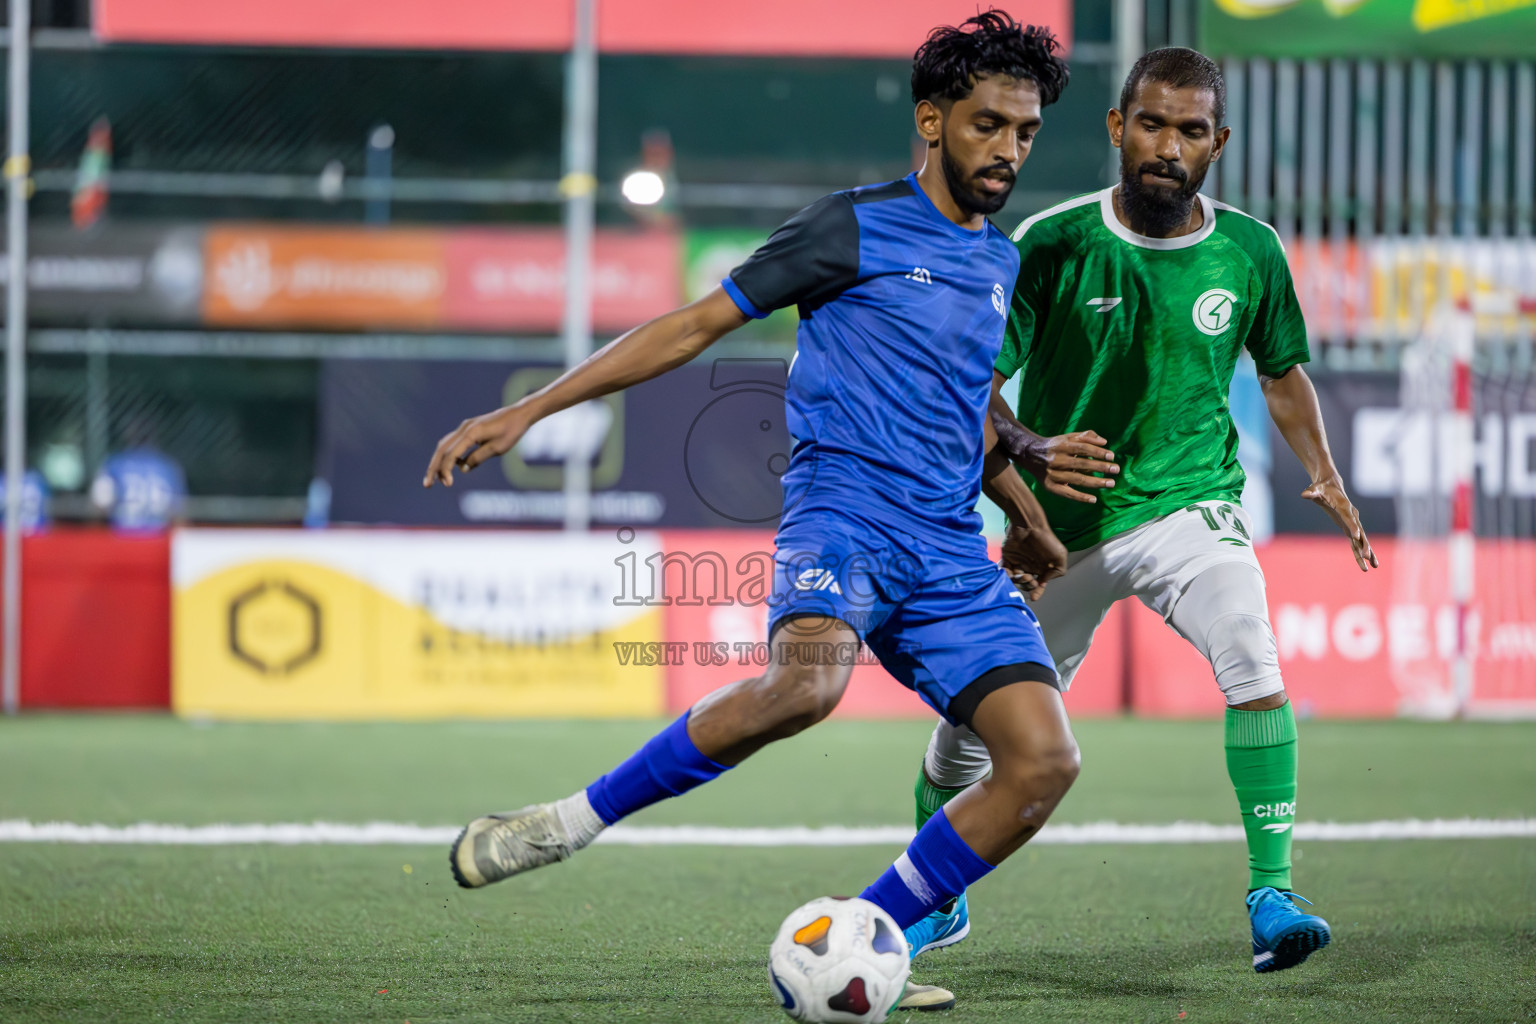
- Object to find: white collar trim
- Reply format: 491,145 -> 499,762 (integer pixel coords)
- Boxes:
1098,186 -> 1217,250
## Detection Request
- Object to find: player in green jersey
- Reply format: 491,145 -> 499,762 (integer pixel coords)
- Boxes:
903,48 -> 1378,975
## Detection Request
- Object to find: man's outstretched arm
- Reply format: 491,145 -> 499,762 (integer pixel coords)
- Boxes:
987,372 -> 1119,504
424,289 -> 748,487
1262,365 -> 1378,571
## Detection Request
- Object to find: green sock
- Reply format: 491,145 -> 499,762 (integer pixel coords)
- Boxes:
913,764 -> 967,830
1225,702 -> 1299,892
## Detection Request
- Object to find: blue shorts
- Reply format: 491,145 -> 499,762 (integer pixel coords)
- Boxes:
767,512 -> 1059,727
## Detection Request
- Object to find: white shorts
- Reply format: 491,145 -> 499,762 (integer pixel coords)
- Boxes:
922,501 -> 1282,788
1036,500 -> 1273,694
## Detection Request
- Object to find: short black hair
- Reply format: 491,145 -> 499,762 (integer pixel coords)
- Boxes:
911,10 -> 1069,108
1119,47 -> 1226,126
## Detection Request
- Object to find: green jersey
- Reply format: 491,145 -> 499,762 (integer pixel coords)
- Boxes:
996,188 -> 1309,551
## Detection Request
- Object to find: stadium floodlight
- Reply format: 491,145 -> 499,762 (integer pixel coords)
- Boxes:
621,169 -> 665,206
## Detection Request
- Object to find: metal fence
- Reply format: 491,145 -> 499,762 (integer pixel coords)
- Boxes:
7,24 -> 1536,538
1206,57 -> 1536,364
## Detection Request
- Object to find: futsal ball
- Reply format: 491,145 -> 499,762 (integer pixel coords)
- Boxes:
768,896 -> 911,1023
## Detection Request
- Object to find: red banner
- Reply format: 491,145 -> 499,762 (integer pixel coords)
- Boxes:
596,0 -> 1071,57
1126,550 -> 1404,718
660,533 -> 1536,720
5,531 -> 170,708
444,229 -> 680,334
201,224 -> 680,333
1133,538 -> 1536,718
95,0 -> 1071,55
94,0 -> 576,51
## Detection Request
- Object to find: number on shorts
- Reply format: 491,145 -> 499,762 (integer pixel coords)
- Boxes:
1189,503 -> 1250,545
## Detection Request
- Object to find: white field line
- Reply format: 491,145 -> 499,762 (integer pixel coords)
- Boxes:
0,818 -> 1532,847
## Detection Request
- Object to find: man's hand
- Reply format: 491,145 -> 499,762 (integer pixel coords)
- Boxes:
1302,473 -> 1379,571
1263,366 -> 1378,573
1017,430 -> 1120,504
423,405 -> 533,488
1000,523 -> 1067,601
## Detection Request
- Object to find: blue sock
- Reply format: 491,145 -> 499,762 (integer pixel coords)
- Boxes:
859,807 -> 995,929
585,713 -> 730,825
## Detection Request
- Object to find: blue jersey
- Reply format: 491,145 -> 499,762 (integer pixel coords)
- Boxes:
721,173 -> 1019,559
93,448 -> 186,532
0,470 -> 50,534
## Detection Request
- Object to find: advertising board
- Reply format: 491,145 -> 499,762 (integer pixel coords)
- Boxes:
96,0 -> 1072,57
0,224 -> 204,326
202,225 -> 679,333
1201,0 -> 1536,58
172,530 -> 664,719
319,357 -> 795,529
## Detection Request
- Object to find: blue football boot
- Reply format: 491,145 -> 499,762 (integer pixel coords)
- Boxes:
903,893 -> 970,959
1247,887 -> 1331,973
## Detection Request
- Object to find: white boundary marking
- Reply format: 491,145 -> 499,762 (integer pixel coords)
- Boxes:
0,818 -> 1531,847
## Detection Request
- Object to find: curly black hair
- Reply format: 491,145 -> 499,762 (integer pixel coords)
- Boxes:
911,10 -> 1069,108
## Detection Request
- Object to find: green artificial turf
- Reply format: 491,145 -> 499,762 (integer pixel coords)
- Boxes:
1,716 -> 1533,1022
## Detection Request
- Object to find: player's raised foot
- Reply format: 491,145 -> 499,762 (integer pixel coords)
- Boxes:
898,982 -> 957,1012
1248,887 -> 1331,973
903,893 -> 970,958
450,803 -> 579,889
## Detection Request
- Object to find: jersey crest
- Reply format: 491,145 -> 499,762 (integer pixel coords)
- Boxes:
1192,288 -> 1240,336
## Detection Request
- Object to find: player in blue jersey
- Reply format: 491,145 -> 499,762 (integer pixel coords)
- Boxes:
91,446 -> 186,533
423,13 -> 1074,1005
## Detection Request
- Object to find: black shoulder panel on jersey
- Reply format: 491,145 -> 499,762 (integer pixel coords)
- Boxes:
849,178 -> 915,205
727,192 -> 860,317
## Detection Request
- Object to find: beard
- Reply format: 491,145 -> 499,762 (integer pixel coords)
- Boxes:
1118,151 -> 1208,236
941,143 -> 1016,217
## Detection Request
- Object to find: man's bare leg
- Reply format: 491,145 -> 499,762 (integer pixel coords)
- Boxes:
451,616 -> 857,888
857,678 -> 1079,928
941,681 -> 1080,862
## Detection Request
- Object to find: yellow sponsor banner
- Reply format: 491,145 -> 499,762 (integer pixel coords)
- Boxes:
173,529 -> 663,719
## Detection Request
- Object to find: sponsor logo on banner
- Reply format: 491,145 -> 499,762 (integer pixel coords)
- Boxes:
0,224 -> 204,326
201,225 -> 680,332
1128,536 -> 1536,717
1351,408 -> 1536,499
172,529 -> 664,719
452,366 -> 669,524
444,229 -> 680,333
500,368 -> 626,491
204,227 -> 446,327
1269,369 -> 1536,537
227,578 -> 323,676
319,358 -> 750,528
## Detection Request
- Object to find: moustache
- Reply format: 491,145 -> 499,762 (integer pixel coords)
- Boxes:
974,163 -> 1017,185
1138,162 -> 1188,184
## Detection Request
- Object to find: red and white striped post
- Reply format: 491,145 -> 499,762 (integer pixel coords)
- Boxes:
1448,303 -> 1476,717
